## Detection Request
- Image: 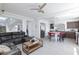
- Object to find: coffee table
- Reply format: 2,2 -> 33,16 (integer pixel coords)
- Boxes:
22,39 -> 43,55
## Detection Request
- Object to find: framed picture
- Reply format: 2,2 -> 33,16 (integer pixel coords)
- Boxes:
50,24 -> 54,29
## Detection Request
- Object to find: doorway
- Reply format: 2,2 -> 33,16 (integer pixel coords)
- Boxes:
40,23 -> 46,38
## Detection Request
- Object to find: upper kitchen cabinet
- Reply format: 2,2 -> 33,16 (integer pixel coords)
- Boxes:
67,21 -> 79,28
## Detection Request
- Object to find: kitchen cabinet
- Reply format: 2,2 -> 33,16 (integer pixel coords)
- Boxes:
75,32 -> 79,44
67,21 -> 79,28
65,32 -> 76,39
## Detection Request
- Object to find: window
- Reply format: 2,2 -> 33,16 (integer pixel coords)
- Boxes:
0,26 -> 6,33
0,16 -> 7,32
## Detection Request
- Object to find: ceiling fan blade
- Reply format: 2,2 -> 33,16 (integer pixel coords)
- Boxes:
39,3 -> 47,9
30,8 -> 39,10
38,10 -> 44,13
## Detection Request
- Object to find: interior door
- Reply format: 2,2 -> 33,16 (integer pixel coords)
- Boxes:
40,23 -> 46,38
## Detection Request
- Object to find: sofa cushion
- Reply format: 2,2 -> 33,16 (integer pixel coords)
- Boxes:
0,45 -> 11,54
1,37 -> 6,42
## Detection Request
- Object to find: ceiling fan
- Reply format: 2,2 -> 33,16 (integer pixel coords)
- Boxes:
30,3 -> 47,13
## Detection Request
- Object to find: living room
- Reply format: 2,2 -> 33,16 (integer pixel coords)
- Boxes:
0,3 -> 79,55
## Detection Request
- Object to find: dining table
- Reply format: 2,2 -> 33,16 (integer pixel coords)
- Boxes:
48,31 -> 65,41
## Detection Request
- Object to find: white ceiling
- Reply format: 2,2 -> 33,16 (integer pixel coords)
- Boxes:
1,3 -> 79,19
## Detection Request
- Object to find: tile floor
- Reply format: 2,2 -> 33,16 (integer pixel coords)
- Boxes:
17,37 -> 79,55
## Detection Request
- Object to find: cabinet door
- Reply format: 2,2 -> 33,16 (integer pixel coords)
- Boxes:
74,21 -> 78,28
67,22 -> 74,28
65,32 -> 76,39
67,21 -> 79,28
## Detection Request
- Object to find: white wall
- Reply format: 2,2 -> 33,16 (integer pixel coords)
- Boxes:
54,18 -> 79,31
22,19 -> 50,38
27,19 -> 36,37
